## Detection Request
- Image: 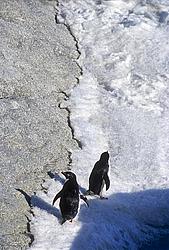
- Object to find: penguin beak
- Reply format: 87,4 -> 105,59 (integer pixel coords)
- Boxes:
61,171 -> 65,176
61,171 -> 68,179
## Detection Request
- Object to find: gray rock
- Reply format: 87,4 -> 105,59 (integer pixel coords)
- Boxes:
0,0 -> 80,248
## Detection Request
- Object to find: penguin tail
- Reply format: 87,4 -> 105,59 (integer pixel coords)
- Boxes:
60,218 -> 66,225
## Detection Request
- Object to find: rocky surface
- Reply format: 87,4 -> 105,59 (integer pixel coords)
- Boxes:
0,0 -> 80,249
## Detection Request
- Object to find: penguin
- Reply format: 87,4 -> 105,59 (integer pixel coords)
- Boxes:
86,151 -> 110,199
52,171 -> 88,224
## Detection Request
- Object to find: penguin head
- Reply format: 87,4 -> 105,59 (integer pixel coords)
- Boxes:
61,171 -> 77,180
100,151 -> 109,162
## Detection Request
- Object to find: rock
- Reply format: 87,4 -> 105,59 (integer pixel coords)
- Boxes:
0,0 -> 80,248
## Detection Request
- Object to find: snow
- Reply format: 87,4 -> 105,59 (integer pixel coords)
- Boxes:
30,0 -> 169,249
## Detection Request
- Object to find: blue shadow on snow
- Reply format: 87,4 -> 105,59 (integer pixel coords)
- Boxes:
70,188 -> 169,250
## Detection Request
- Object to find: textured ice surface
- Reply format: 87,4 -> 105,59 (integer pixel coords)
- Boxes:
30,0 -> 169,249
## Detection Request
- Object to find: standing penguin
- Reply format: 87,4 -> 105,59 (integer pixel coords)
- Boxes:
86,151 -> 110,199
52,171 -> 88,224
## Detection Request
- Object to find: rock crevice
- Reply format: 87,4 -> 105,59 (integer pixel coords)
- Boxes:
0,0 -> 80,248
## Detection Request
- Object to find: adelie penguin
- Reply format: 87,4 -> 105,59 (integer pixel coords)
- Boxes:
52,171 -> 89,224
86,151 -> 110,199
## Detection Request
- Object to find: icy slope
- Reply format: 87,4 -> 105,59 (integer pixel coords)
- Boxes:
30,0 -> 169,249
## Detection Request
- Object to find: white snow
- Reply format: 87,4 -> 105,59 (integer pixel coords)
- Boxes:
30,0 -> 169,249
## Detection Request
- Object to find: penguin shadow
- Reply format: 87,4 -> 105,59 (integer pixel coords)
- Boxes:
16,188 -> 60,220
70,188 -> 169,250
47,171 -> 65,185
47,170 -> 87,195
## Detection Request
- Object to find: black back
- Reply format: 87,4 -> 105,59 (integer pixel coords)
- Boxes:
89,151 -> 110,195
60,177 -> 80,220
52,171 -> 80,222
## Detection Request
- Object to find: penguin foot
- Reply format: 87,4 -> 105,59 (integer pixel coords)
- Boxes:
100,196 -> 108,200
61,218 -> 73,224
85,190 -> 95,196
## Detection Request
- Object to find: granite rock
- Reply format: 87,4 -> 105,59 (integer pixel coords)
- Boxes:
0,0 -> 80,248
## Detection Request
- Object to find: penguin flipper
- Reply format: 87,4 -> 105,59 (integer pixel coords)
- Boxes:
80,194 -> 89,207
104,173 -> 110,191
52,190 -> 63,206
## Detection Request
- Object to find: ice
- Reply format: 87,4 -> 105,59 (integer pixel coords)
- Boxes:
30,0 -> 169,249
